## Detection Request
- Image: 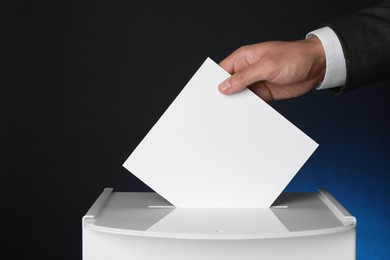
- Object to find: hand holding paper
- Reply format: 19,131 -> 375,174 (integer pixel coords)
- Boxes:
218,38 -> 326,101
123,58 -> 318,208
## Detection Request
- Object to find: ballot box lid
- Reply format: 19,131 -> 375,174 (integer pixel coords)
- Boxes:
83,188 -> 356,240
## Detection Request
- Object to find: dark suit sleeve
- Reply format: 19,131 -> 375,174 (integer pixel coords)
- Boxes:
326,0 -> 390,93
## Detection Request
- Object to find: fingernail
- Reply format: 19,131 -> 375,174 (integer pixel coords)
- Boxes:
219,80 -> 231,92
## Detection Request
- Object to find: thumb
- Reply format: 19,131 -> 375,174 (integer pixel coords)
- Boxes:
218,62 -> 266,94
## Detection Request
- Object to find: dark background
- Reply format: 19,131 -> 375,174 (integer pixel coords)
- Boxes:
3,0 -> 389,259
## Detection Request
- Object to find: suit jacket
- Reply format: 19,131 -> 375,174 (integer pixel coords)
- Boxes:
326,0 -> 390,92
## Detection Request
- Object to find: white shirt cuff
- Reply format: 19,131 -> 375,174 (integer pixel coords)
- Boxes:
306,27 -> 346,90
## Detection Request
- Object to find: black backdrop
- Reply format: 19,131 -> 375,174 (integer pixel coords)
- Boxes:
4,0 -> 389,259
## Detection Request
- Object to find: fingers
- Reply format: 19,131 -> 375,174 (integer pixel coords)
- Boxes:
219,45 -> 257,74
218,45 -> 268,95
248,82 -> 274,102
219,55 -> 235,75
218,61 -> 267,95
250,79 -> 317,102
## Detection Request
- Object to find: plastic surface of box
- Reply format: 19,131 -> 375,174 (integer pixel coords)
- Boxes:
83,188 -> 356,260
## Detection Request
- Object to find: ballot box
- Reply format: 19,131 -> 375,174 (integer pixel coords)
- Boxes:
82,188 -> 356,260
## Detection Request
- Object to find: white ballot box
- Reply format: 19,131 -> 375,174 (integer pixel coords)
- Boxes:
82,188 -> 356,260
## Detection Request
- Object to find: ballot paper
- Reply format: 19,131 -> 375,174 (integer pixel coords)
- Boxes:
123,57 -> 318,208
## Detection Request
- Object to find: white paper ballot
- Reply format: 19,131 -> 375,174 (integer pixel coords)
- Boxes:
124,57 -> 318,208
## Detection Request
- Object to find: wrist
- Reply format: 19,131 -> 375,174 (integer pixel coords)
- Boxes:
305,36 -> 326,83
307,27 -> 347,89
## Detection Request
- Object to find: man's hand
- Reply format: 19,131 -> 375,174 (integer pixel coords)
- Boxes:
218,37 -> 326,102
